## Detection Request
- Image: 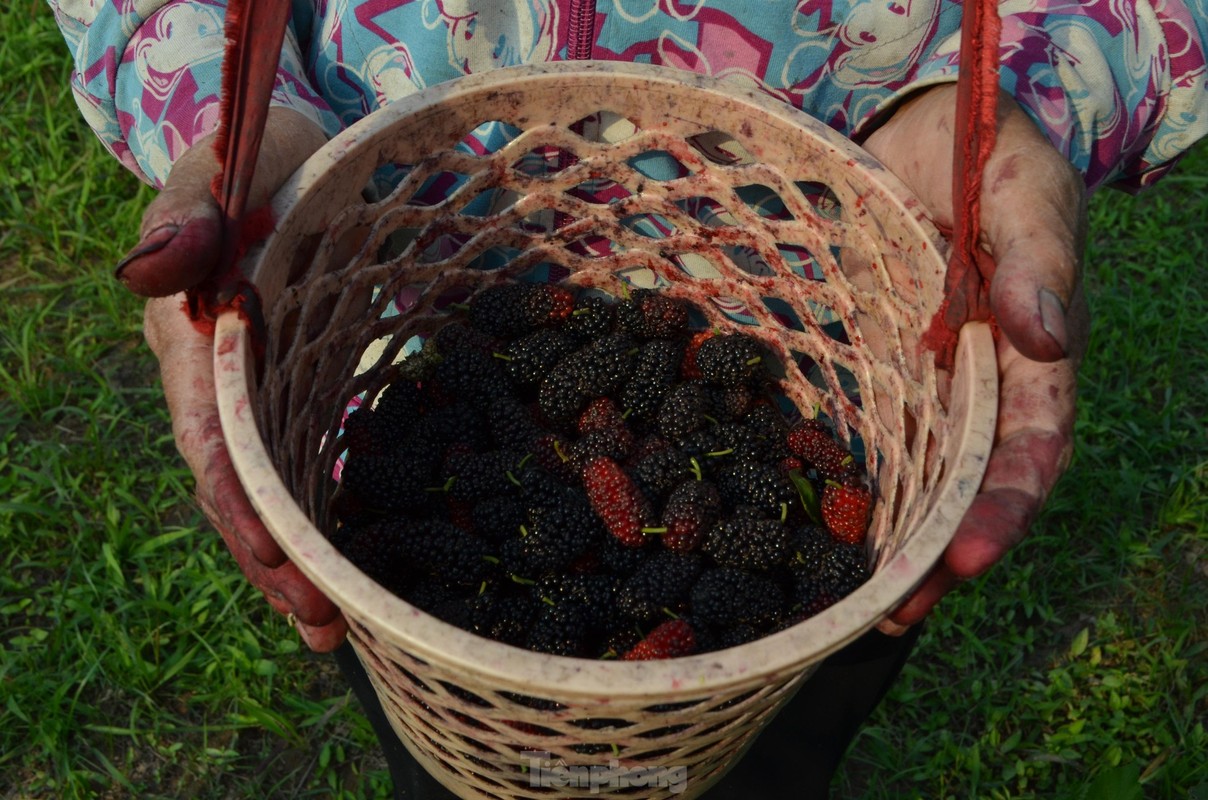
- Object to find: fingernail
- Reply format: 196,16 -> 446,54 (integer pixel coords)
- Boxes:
114,224 -> 179,280
1038,288 -> 1069,357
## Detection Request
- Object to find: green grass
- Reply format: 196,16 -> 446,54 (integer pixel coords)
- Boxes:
3,4 -> 1205,799
838,146 -> 1208,797
0,5 -> 391,798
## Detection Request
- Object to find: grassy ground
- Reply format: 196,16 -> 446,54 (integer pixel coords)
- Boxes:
3,5 -> 1205,799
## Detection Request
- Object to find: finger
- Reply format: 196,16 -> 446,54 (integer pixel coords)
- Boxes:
198,488 -> 342,627
267,560 -> 343,627
204,494 -> 346,652
202,440 -> 289,568
116,144 -> 224,297
887,341 -> 1077,627
114,218 -> 224,297
295,614 -> 350,653
884,566 -> 960,631
862,86 -> 1088,363
146,297 -> 287,568
117,108 -> 327,297
980,123 -> 1087,363
150,301 -> 344,642
885,485 -> 1038,628
202,492 -> 290,610
875,617 -> 914,637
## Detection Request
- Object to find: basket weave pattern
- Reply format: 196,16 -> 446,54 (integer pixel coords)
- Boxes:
353,619 -> 804,797
215,63 -> 997,799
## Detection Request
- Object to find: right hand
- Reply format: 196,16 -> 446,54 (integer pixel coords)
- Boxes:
861,86 -> 1087,634
120,108 -> 347,651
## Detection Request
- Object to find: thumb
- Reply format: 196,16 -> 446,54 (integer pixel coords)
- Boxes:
115,142 -> 223,297
115,108 -> 327,298
980,112 -> 1088,363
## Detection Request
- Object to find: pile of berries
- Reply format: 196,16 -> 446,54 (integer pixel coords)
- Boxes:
330,283 -> 873,660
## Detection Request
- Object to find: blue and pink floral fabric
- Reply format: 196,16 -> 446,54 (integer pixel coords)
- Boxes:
52,0 -> 1208,192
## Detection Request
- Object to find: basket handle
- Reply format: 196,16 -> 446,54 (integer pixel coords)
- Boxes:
200,2 -> 1002,370
922,0 -> 1003,369
182,0 -> 292,348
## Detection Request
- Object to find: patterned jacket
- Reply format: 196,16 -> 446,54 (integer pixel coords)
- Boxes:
52,0 -> 1208,191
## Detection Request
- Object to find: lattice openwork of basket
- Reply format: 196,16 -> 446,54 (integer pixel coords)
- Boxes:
214,63 -> 998,799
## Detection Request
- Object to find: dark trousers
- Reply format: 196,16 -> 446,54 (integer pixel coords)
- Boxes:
334,624 -> 921,799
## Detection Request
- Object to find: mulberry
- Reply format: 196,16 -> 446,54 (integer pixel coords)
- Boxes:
563,294 -> 616,342
695,333 -> 767,385
617,551 -> 704,622
582,456 -> 654,548
660,480 -> 723,553
656,381 -> 711,441
690,567 -> 786,628
716,459 -> 795,519
701,516 -> 792,570
615,290 -> 689,340
501,329 -> 577,391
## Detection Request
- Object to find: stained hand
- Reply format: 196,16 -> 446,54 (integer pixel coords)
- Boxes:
119,109 -> 346,651
862,85 -> 1089,634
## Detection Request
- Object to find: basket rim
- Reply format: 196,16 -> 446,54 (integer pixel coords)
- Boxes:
213,62 -> 999,699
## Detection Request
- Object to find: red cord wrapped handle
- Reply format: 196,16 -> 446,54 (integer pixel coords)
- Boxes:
923,0 -> 1003,368
185,0 -> 292,333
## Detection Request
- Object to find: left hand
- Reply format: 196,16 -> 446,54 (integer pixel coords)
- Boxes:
120,109 -> 346,651
861,84 -> 1090,634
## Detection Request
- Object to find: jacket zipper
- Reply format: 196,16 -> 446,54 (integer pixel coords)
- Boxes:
568,0 -> 596,59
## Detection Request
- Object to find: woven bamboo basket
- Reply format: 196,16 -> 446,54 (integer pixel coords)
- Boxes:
213,62 -> 998,799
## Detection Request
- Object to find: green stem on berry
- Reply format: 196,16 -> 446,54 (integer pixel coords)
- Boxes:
505,470 -> 522,487
789,469 -> 823,525
702,413 -> 719,426
540,596 -> 556,607
641,527 -> 669,535
519,524 -> 530,538
449,302 -> 471,311
483,555 -> 501,565
478,581 -> 488,595
662,607 -> 681,619
706,448 -> 734,457
492,352 -> 514,362
424,475 -> 457,493
745,356 -> 762,366
780,502 -> 789,523
510,574 -> 535,586
689,457 -> 703,481
552,439 -> 569,463
517,453 -> 533,470
571,307 -> 592,316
